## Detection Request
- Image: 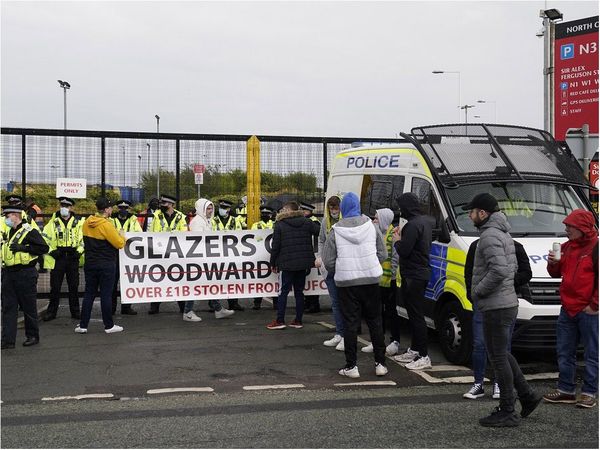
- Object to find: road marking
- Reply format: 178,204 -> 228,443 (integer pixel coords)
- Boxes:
524,372 -> 559,380
42,393 -> 114,401
243,384 -> 305,391
146,387 -> 214,394
334,381 -> 397,387
425,364 -> 471,372
316,321 -> 335,330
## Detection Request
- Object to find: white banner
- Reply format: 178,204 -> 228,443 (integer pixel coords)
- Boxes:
119,229 -> 328,304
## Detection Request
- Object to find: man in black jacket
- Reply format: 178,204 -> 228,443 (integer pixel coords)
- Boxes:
267,201 -> 320,330
392,192 -> 435,370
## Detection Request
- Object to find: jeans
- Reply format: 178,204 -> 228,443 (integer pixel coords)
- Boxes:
338,284 -> 386,367
81,263 -> 116,330
325,272 -> 344,336
1,267 -> 39,344
381,279 -> 400,343
556,307 -> 599,396
208,300 -> 222,311
183,301 -> 195,314
401,278 -> 428,357
276,270 -> 306,323
482,306 -> 532,412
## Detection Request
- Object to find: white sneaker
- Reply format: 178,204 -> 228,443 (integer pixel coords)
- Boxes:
375,363 -> 388,376
393,348 -> 420,363
74,326 -> 87,334
492,383 -> 501,399
405,355 -> 432,370
215,309 -> 234,319
335,340 -> 345,351
338,366 -> 360,378
105,325 -> 123,334
323,334 -> 342,347
183,311 -> 202,322
361,343 -> 373,353
385,340 -> 400,356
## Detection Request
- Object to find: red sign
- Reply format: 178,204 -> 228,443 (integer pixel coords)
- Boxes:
590,159 -> 599,190
193,164 -> 205,174
554,16 -> 599,140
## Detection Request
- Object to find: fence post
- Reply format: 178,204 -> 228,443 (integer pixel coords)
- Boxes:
176,139 -> 180,209
21,134 -> 26,200
101,137 -> 106,198
246,135 -> 260,228
323,142 -> 328,194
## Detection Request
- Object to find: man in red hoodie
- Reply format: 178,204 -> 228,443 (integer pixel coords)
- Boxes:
544,209 -> 598,409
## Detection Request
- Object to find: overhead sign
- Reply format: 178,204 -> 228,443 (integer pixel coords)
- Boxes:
554,16 -> 599,140
56,178 -> 87,198
193,164 -> 205,174
119,229 -> 327,303
194,173 -> 204,185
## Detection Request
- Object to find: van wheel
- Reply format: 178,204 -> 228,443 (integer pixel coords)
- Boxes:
438,301 -> 472,365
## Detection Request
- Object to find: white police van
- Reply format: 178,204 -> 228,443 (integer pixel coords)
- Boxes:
325,123 -> 596,364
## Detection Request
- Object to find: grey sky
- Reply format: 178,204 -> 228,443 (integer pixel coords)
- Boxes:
1,0 -> 598,138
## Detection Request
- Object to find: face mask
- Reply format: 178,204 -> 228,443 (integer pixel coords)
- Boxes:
260,214 -> 270,222
4,217 -> 13,228
149,202 -> 159,210
118,209 -> 128,218
330,212 -> 340,219
160,206 -> 169,214
60,207 -> 69,217
219,208 -> 229,217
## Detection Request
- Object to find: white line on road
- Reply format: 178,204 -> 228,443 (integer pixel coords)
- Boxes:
425,364 -> 471,372
334,381 -> 397,387
524,372 -> 559,380
146,387 -> 214,394
316,321 -> 336,330
243,384 -> 305,391
42,393 -> 114,401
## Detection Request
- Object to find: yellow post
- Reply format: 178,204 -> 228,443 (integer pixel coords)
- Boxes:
246,135 -> 261,228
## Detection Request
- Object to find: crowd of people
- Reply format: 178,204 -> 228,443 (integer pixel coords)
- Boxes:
1,190 -> 597,426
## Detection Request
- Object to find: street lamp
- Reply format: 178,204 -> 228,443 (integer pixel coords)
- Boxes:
146,143 -> 151,173
57,80 -> 70,177
155,115 -> 160,198
459,104 -> 475,123
432,70 -> 461,121
477,99 -> 497,123
137,155 -> 142,187
539,8 -> 563,133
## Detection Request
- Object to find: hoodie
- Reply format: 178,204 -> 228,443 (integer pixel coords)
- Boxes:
83,214 -> 125,266
189,198 -> 214,232
269,209 -> 320,271
318,195 -> 342,256
394,193 -> 434,281
547,209 -> 598,316
322,192 -> 387,287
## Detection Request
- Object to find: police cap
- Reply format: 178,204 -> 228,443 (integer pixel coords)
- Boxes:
160,194 -> 176,204
58,196 -> 75,206
116,199 -> 132,208
219,199 -> 233,209
299,202 -> 315,212
5,195 -> 23,205
1,205 -> 24,215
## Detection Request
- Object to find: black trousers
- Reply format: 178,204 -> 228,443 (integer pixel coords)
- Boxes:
111,258 -> 133,313
2,267 -> 39,344
381,279 -> 401,343
48,254 -> 80,316
401,278 -> 429,357
338,284 -> 386,367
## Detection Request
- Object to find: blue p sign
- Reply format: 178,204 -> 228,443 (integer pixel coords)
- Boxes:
561,44 -> 574,60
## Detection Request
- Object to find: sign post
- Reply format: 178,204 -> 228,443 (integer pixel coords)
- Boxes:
193,164 -> 205,198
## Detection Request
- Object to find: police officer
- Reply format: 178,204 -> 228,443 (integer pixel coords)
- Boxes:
235,196 -> 248,229
1,195 -> 40,238
1,205 -> 49,349
251,206 -> 276,310
42,197 -> 84,321
300,201 -> 321,313
139,197 -> 159,231
110,200 -> 142,316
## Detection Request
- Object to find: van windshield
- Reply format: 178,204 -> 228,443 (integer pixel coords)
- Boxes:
447,182 -> 587,236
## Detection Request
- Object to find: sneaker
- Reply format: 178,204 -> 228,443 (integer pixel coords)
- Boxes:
361,343 -> 373,353
338,365 -> 360,378
375,363 -> 388,376
105,325 -> 123,334
463,383 -> 485,400
493,383 -> 501,399
183,311 -> 202,322
393,348 -> 420,364
335,340 -> 345,351
385,341 -> 400,356
576,394 -> 597,409
323,334 -> 343,347
405,355 -> 432,371
289,320 -> 303,329
74,326 -> 88,334
543,389 -> 577,404
266,320 -> 286,330
520,391 -> 543,417
215,309 -> 234,319
479,407 -> 520,427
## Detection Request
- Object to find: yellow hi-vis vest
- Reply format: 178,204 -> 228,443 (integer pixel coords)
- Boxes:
110,215 -> 143,232
212,215 -> 241,231
380,225 -> 395,288
151,210 -> 187,232
1,224 -> 37,268
43,215 -> 84,251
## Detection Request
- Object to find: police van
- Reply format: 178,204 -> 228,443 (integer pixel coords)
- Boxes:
325,123 -> 596,364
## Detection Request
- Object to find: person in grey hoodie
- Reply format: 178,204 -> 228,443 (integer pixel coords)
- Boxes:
322,192 -> 388,379
464,193 -> 541,427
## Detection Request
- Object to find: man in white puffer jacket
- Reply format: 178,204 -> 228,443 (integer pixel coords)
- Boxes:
322,192 -> 388,379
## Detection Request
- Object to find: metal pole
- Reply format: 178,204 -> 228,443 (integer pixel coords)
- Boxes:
542,14 -> 551,133
457,72 -> 462,122
146,143 -> 150,173
155,115 -> 160,198
122,146 -> 126,187
63,87 -> 67,177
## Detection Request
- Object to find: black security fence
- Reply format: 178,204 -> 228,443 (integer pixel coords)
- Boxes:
1,128 -> 404,217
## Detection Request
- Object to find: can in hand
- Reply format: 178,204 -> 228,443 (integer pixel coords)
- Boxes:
552,242 -> 561,261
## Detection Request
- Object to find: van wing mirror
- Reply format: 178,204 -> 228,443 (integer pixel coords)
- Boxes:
432,218 -> 451,244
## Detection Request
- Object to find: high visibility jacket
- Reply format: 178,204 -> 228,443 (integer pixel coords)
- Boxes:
151,209 -> 187,232
42,214 -> 84,252
1,211 -> 39,241
236,205 -> 247,216
110,214 -> 143,232
379,225 -> 395,288
2,224 -> 38,268
250,220 -> 274,230
212,215 -> 242,231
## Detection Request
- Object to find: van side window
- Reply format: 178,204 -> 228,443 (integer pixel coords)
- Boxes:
411,178 -> 443,227
361,175 -> 405,217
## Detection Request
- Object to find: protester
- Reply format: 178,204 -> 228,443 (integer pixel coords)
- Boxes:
189,198 -> 234,319
267,201 -> 320,330
464,192 -> 541,427
392,193 -> 435,370
463,238 -> 532,400
300,201 -> 321,314
322,192 -> 388,378
1,204 -> 48,349
544,209 -> 598,409
24,197 -> 44,228
75,197 -> 125,334
138,197 -> 159,231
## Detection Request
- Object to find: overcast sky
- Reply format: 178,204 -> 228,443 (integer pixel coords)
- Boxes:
1,0 -> 598,138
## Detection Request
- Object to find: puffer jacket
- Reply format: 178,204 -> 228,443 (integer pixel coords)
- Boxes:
269,210 -> 320,271
471,211 -> 518,312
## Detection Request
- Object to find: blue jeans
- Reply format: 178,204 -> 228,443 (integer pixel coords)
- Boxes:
556,307 -> 599,396
325,272 -> 344,336
183,301 -> 195,314
276,270 -> 306,323
81,263 -> 116,330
